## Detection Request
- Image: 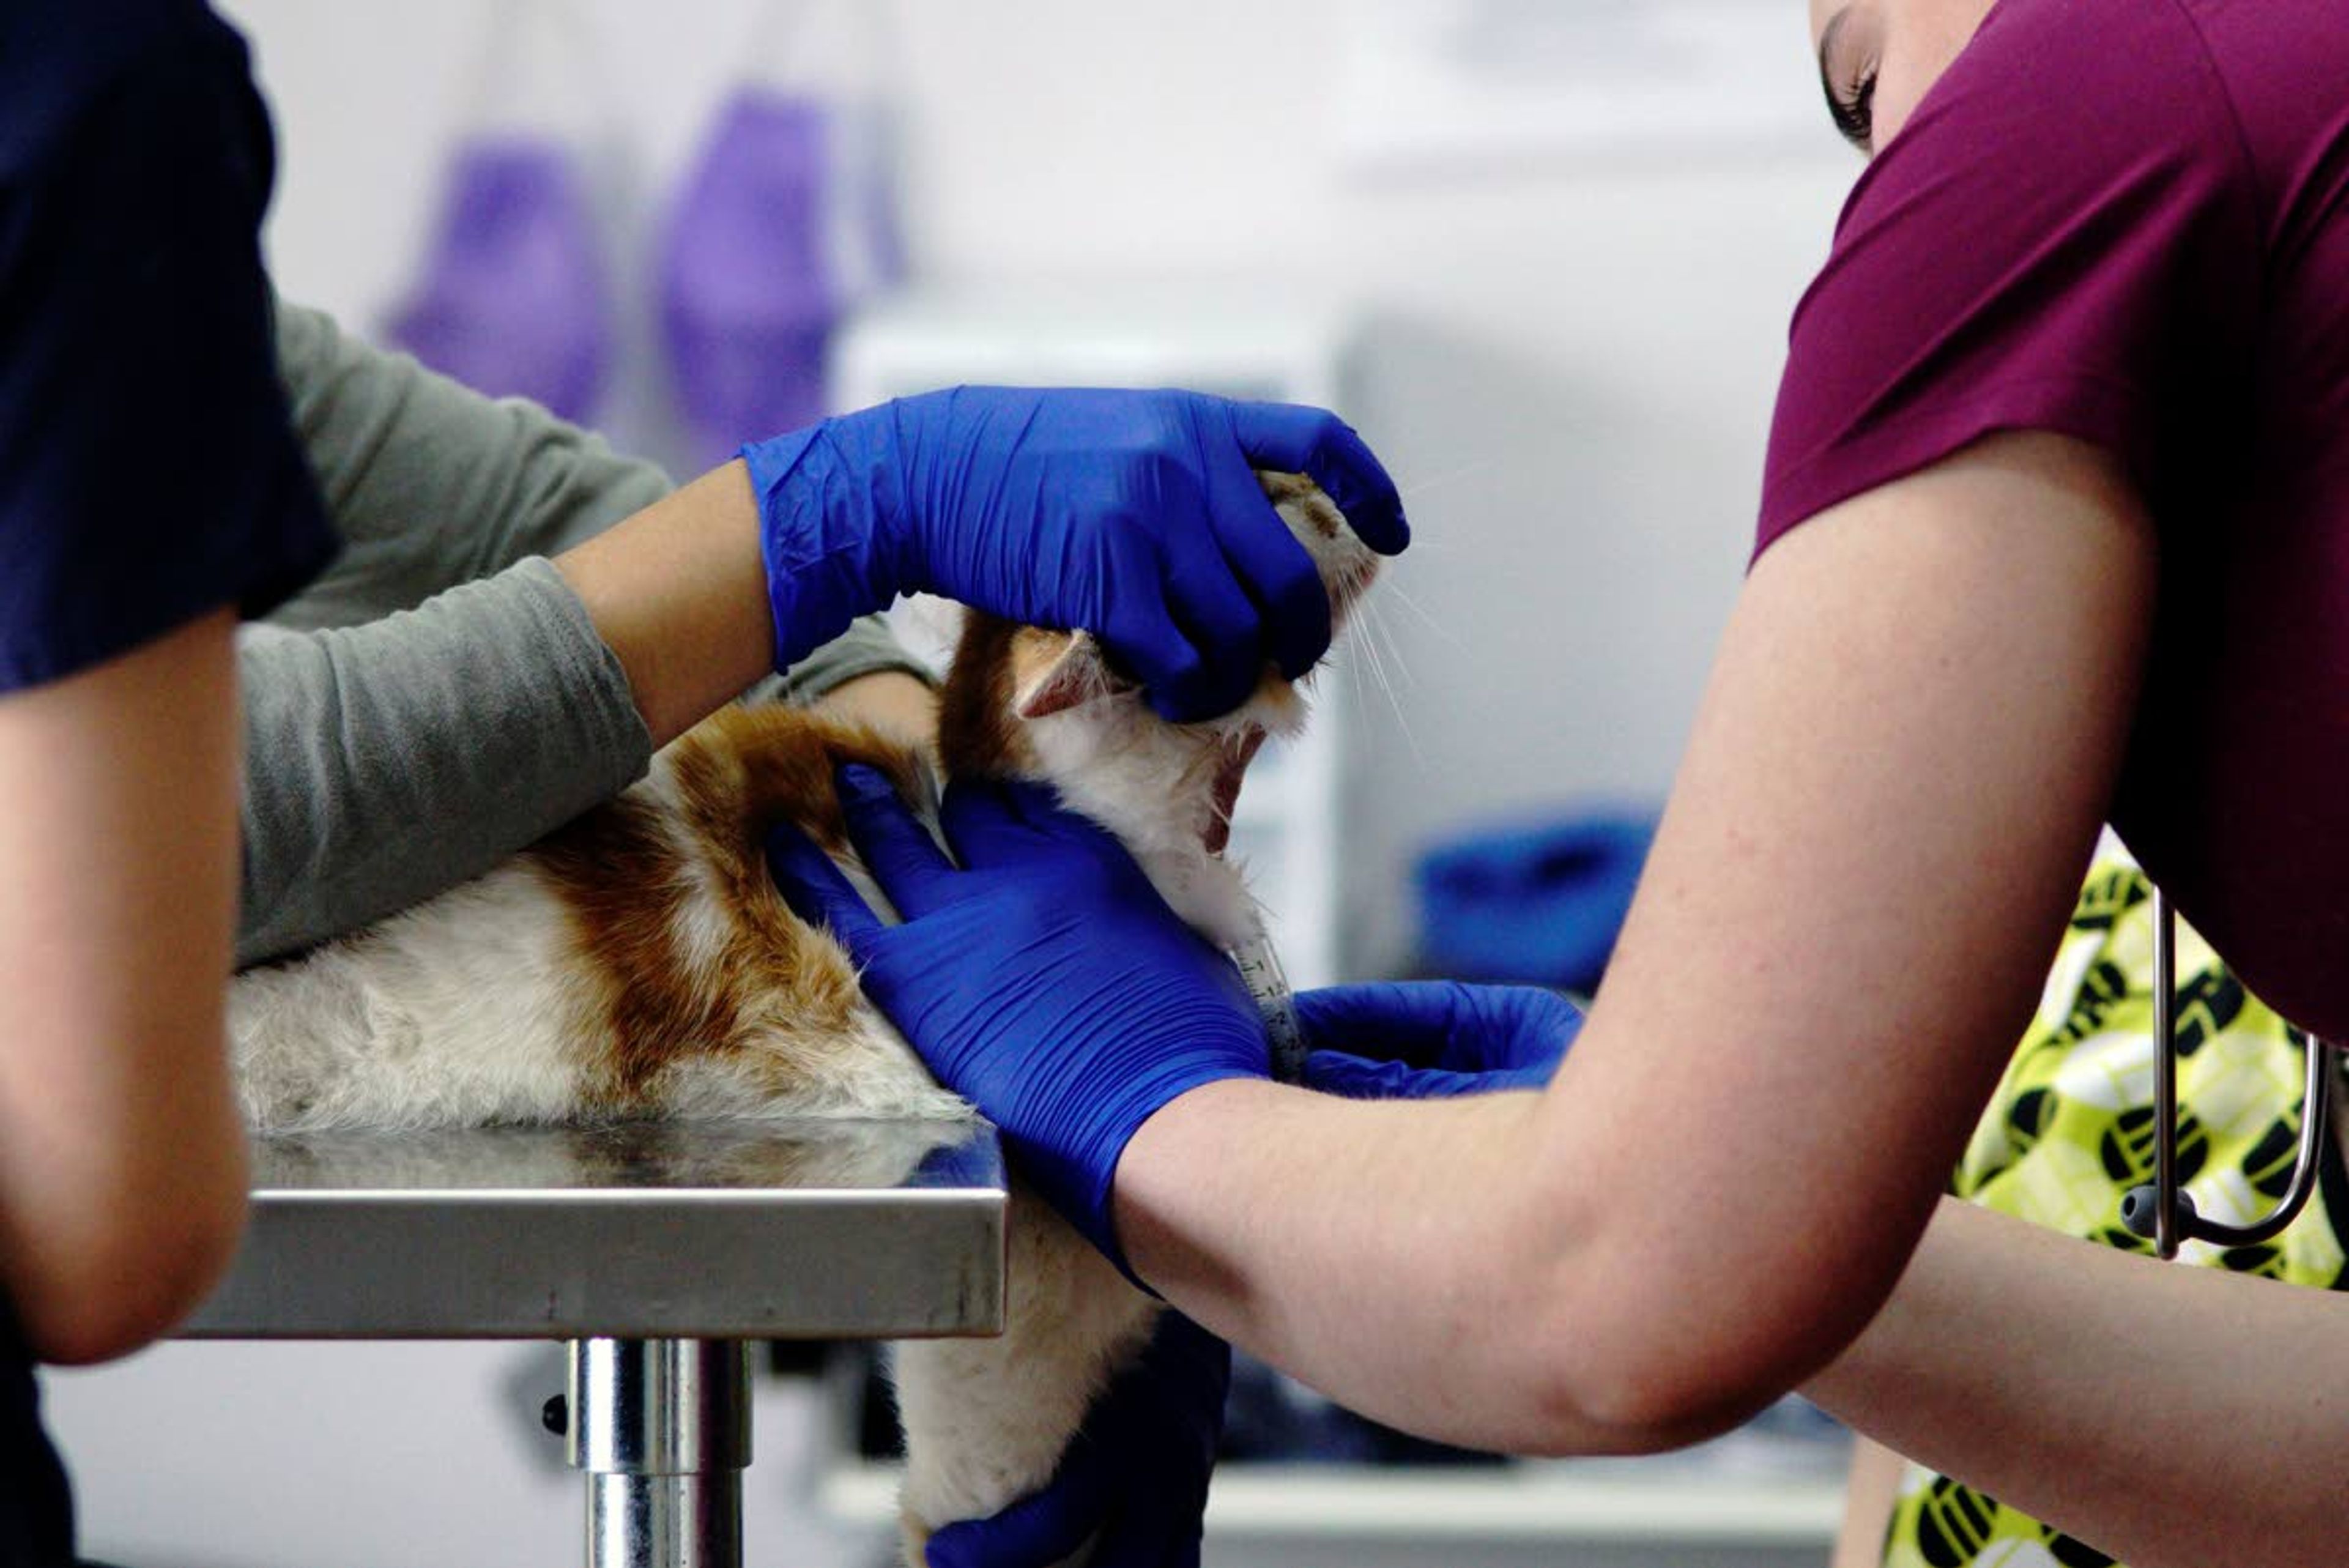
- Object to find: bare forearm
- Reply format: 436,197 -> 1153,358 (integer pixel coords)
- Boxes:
1113,1079 -> 1757,1455
554,461 -> 774,748
1806,1197 -> 2349,1568
1833,1437 -> 1906,1568
0,614 -> 250,1363
812,669 -> 937,745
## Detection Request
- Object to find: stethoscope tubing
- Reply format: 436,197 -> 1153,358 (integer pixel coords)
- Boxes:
2120,886 -> 2336,1258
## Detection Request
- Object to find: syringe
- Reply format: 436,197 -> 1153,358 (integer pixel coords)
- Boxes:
1232,919 -> 1307,1083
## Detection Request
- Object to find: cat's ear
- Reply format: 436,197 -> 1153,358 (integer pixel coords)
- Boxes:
1013,631 -> 1135,719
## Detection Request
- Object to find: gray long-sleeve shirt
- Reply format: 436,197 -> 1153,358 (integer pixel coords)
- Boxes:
239,302 -> 927,966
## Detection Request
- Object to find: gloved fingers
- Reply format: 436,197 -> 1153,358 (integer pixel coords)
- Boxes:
938,777 -> 1146,880
835,764 -> 960,918
1300,1050 -> 1497,1101
937,776 -> 1061,867
1221,400 -> 1409,555
1463,984 -> 1589,1068
1201,456 -> 1331,682
922,1463 -> 1107,1568
960,787 -> 1180,926
763,822 -> 888,958
1134,1308 -> 1231,1388
1298,983 -> 1581,1094
1291,981 -> 1470,1065
1107,582 -> 1245,725
1085,1488 -> 1205,1568
1154,523 -> 1277,718
988,778 -> 1115,842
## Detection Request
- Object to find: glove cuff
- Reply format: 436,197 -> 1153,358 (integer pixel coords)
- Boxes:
740,421 -> 904,670
1016,1053 -> 1264,1295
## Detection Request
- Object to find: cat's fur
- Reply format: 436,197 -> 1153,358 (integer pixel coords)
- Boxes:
228,471 -> 1377,1559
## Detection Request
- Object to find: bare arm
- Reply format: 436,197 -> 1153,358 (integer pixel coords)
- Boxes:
0,613 -> 248,1364
553,460 -> 776,748
1115,432 -> 2156,1449
812,669 -> 938,744
1833,1438 -> 1905,1568
1806,1196 -> 2349,1568
242,307 -> 929,962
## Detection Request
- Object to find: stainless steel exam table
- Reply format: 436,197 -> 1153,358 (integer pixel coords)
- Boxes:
181,1120 -> 1009,1568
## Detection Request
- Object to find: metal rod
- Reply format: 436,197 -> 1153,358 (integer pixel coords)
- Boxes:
567,1338 -> 751,1568
2128,887 -> 2333,1257
2152,888 -> 2182,1258
2183,1034 -> 2334,1250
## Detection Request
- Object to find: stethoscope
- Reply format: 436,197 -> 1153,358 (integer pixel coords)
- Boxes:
2118,886 -> 2341,1258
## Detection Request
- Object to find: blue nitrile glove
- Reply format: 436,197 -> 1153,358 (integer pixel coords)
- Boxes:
1295,981 -> 1584,1100
765,765 -> 1269,1268
740,387 -> 1407,721
926,1312 -> 1230,1568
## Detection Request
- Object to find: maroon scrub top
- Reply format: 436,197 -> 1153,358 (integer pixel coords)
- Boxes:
1756,0 -> 2349,1038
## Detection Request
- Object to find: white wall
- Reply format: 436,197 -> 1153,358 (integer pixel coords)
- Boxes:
225,0 -> 1857,972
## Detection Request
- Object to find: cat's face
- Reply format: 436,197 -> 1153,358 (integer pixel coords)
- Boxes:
938,472 -> 1379,863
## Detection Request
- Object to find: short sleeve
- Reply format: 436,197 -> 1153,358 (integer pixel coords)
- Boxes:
0,6 -> 336,693
1755,0 -> 2262,558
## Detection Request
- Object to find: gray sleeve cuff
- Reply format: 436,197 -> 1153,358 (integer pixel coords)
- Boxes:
237,557 -> 652,966
769,614 -> 938,706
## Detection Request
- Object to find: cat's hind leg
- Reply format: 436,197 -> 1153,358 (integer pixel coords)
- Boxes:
889,1184 -> 1159,1567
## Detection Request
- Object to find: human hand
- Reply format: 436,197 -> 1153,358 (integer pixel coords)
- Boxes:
740,387 -> 1406,720
765,765 -> 1267,1267
1294,981 -> 1584,1100
924,1312 -> 1230,1568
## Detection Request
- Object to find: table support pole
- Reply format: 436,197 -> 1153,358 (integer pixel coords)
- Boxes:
566,1337 -> 752,1568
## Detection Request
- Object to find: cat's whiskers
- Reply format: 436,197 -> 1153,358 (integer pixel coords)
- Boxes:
1368,632 -> 1428,771
1376,578 -> 1460,650
1329,646 -> 1372,742
1394,455 -> 1502,504
1338,601 -> 1429,776
1356,598 -> 1419,693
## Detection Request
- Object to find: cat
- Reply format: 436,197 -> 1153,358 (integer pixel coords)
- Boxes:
227,470 -> 1379,1561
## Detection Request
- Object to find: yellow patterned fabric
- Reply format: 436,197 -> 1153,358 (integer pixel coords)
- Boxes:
1875,854 -> 2346,1568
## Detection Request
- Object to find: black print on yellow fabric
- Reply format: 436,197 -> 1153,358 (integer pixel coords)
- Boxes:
1915,1478 -> 1997,1566
2053,959 -> 2132,1045
2171,970 -> 2244,1058
2102,1105 -> 2206,1187
1914,1478 -> 2117,1568
2047,1529 -> 2117,1567
2244,1112 -> 2308,1200
2216,1239 -> 2287,1276
2068,866 -> 2149,932
2003,1086 -> 2057,1156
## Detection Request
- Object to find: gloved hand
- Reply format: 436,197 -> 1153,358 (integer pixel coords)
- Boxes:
740,387 -> 1407,721
1294,981 -> 1584,1100
765,765 -> 1269,1268
925,1312 -> 1230,1568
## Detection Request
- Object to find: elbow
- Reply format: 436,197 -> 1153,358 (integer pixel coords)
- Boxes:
1506,1235 -> 1896,1457
12,1153 -> 249,1367
1520,1339 -> 1814,1458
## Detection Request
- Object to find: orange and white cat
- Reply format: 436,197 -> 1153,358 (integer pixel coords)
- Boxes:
228,472 -> 1377,1559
